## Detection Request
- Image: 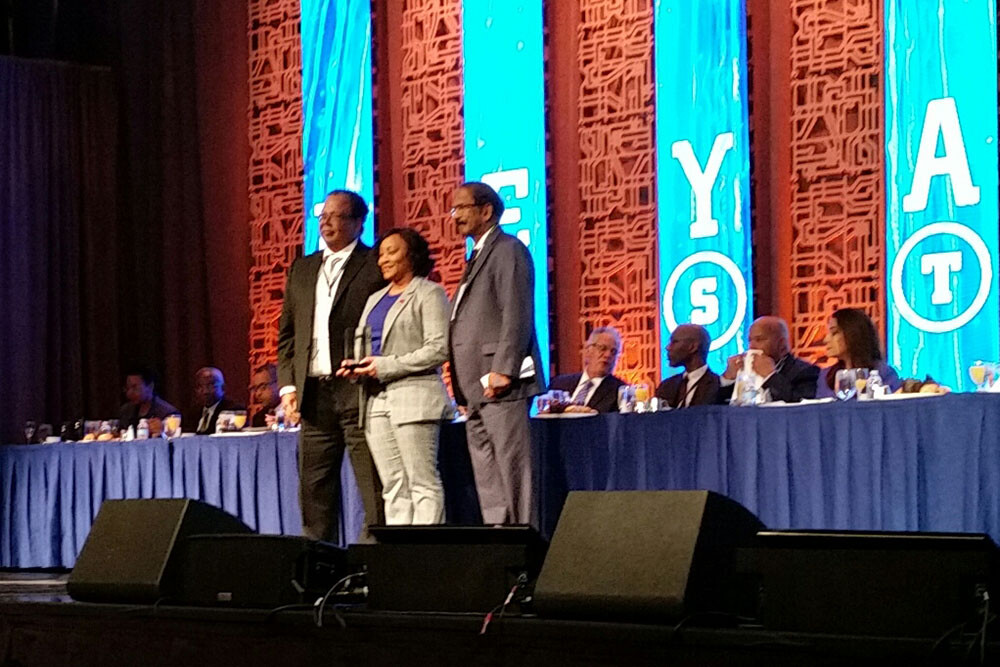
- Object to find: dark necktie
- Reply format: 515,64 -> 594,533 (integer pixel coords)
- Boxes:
674,375 -> 689,409
460,248 -> 479,283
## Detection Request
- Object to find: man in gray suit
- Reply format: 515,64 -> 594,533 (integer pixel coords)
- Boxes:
448,181 -> 545,525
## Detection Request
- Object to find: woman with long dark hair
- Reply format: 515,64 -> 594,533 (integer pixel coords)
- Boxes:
816,308 -> 901,397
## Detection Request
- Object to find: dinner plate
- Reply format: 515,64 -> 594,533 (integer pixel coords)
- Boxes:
533,411 -> 598,419
875,392 -> 946,401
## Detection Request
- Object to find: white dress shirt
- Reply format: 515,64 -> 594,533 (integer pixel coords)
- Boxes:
280,240 -> 358,397
682,364 -> 709,407
571,372 -> 600,405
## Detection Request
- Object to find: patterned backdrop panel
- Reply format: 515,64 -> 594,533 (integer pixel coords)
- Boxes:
789,0 -> 884,364
247,0 -> 304,387
397,0 -> 466,294
577,0 -> 660,386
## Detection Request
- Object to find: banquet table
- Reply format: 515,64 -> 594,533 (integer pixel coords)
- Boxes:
3,393 -> 999,568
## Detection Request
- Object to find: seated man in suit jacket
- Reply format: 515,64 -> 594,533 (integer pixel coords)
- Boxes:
654,324 -> 720,408
548,326 -> 625,413
190,367 -> 245,434
718,316 -> 820,404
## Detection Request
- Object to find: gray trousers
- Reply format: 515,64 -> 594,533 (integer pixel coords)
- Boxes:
365,394 -> 445,525
465,399 -> 534,525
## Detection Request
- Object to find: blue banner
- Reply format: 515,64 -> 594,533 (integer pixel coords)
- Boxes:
301,0 -> 375,252
885,1 -> 999,390
653,0 -> 753,375
462,0 -> 550,377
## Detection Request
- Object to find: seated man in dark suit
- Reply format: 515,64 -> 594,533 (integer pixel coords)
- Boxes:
548,326 -> 626,413
190,367 -> 245,434
654,324 -> 720,408
249,363 -> 280,427
719,316 -> 820,404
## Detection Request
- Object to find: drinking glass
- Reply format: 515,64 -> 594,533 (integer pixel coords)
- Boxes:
853,368 -> 870,398
969,360 -> 987,391
216,411 -> 234,434
23,420 -> 36,444
163,414 -> 182,439
232,410 -> 248,430
535,394 -> 551,414
617,385 -> 636,413
835,369 -> 857,401
634,383 -> 651,413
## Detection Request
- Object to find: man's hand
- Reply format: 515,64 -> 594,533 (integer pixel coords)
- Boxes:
563,404 -> 598,415
751,352 -> 776,378
281,391 -> 300,426
483,372 -> 512,399
723,353 -> 744,380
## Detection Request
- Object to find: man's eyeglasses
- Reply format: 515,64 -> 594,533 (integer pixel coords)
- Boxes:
249,383 -> 272,392
588,343 -> 619,355
450,203 -> 483,217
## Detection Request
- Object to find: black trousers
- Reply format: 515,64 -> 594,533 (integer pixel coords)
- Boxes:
298,377 -> 384,543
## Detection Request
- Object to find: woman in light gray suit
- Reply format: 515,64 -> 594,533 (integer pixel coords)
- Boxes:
337,228 -> 453,524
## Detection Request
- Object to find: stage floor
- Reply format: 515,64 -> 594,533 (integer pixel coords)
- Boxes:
0,573 -> 993,666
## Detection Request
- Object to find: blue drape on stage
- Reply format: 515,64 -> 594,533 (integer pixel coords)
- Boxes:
3,394 -> 1000,568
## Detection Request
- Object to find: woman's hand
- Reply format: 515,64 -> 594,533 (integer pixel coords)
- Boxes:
336,356 -> 380,379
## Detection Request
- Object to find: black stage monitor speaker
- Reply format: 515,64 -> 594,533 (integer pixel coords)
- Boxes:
67,499 -> 251,604
351,525 -> 547,613
743,530 -> 1000,637
532,490 -> 764,621
175,535 -> 347,608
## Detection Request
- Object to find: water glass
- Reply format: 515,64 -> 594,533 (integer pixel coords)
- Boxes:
835,369 -> 858,401
24,420 -> 36,444
617,385 -> 636,413
535,394 -> 551,414
216,411 -> 234,433
232,410 -> 248,430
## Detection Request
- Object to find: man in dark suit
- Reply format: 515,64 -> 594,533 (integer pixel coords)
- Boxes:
718,316 -> 820,403
190,367 -> 245,434
548,326 -> 625,413
277,190 -> 385,543
654,324 -> 720,408
250,363 -> 279,428
449,181 -> 545,525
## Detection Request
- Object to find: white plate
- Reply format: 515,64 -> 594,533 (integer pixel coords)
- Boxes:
209,431 -> 264,437
875,392 -> 946,401
533,411 -> 598,419
759,397 -> 835,407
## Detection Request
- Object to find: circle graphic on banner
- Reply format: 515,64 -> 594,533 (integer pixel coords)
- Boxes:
890,221 -> 992,334
663,251 -> 748,351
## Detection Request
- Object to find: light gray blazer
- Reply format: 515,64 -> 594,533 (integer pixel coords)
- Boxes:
359,276 -> 455,425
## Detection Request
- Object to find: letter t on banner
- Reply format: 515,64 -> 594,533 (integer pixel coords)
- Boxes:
461,1 -> 550,378
654,0 -> 753,376
885,1 -> 999,390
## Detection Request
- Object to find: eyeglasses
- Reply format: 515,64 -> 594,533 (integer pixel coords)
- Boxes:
588,343 -> 619,355
249,382 -> 272,392
450,203 -> 483,217
318,212 -> 359,222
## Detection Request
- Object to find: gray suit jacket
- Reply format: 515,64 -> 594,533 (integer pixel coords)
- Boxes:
360,277 -> 454,425
448,228 -> 545,407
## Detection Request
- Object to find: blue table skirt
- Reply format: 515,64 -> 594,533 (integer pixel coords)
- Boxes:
3,394 -> 1000,568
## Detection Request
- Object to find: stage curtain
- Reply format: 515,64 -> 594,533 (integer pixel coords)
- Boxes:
0,56 -> 120,443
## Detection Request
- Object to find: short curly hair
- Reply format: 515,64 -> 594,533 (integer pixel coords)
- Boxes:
376,227 -> 435,278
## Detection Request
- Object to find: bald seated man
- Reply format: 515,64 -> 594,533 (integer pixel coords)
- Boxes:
719,316 -> 820,403
654,324 -> 720,408
190,367 -> 246,434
